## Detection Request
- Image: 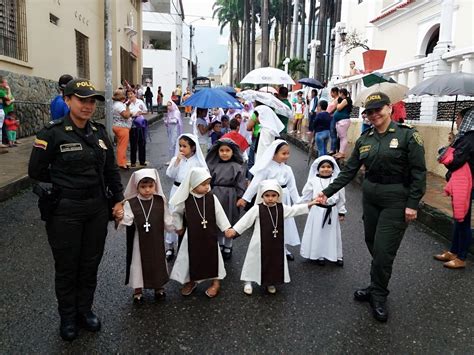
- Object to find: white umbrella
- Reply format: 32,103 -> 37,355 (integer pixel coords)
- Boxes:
237,90 -> 293,117
240,67 -> 296,85
354,82 -> 409,107
259,86 -> 278,94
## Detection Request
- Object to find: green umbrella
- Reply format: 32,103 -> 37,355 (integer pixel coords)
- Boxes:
362,72 -> 396,87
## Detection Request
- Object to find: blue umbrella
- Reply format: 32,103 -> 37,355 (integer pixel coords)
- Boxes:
216,85 -> 237,97
298,77 -> 324,88
183,88 -> 243,109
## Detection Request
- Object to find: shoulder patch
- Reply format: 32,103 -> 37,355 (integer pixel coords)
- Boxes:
398,123 -> 414,129
412,131 -> 424,146
45,119 -> 63,129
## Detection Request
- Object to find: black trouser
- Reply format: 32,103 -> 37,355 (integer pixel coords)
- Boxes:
145,98 -> 153,113
2,122 -> 7,145
129,126 -> 146,165
46,197 -> 108,320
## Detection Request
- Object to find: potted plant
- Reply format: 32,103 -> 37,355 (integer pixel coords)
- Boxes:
344,30 -> 386,73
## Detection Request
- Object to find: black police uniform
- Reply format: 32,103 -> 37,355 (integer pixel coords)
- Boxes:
28,114 -> 124,323
323,121 -> 426,305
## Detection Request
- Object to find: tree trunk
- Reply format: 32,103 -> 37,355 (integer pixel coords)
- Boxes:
244,0 -> 251,76
239,25 -> 244,81
230,36 -> 234,86
308,0 -> 315,43
299,0 -> 306,60
279,0 -> 287,64
274,21 -> 279,66
285,0 -> 292,58
316,0 -> 327,80
291,0 -> 299,58
261,0 -> 269,67
251,0 -> 256,70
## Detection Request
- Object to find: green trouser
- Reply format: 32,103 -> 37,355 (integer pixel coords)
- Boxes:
362,180 -> 409,302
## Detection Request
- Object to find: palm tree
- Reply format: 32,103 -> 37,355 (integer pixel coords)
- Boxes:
278,58 -> 308,80
213,0 -> 242,85
261,0 -> 269,67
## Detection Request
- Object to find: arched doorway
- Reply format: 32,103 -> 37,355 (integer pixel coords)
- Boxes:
424,26 -> 440,56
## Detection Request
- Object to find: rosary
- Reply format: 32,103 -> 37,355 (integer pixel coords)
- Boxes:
266,204 -> 279,238
138,197 -> 154,233
193,195 -> 208,229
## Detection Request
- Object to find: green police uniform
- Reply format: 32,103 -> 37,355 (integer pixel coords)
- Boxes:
323,120 -> 426,302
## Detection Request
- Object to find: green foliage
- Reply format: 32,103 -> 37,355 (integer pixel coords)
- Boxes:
277,58 -> 308,79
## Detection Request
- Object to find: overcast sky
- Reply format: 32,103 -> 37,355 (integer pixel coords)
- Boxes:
181,0 -> 229,76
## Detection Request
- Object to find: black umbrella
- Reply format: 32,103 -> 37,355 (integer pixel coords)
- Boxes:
408,72 -> 474,130
298,77 -> 324,89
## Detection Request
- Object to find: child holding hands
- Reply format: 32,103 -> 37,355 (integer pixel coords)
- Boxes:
118,169 -> 175,302
169,167 -> 231,298
300,156 -> 346,266
226,179 -> 318,295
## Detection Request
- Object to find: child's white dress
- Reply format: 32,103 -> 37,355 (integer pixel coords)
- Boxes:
300,176 -> 346,261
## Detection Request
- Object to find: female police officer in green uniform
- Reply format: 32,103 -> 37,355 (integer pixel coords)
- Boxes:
317,92 -> 426,322
28,79 -> 124,341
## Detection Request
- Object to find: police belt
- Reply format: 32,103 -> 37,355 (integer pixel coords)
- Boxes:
365,173 -> 407,185
55,185 -> 104,200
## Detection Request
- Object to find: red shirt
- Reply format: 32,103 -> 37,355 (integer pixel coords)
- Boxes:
222,131 -> 250,152
4,117 -> 19,131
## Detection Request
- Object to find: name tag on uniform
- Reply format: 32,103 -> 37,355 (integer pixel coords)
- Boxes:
359,145 -> 371,154
389,138 -> 399,148
98,139 -> 108,150
60,143 -> 83,152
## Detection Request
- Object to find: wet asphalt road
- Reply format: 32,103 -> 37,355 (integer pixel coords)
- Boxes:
1,120 -> 474,354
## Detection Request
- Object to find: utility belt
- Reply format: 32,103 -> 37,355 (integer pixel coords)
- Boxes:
54,185 -> 104,200
365,173 -> 409,185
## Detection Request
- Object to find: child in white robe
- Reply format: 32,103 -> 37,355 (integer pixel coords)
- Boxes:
165,134 -> 207,261
119,169 -> 175,302
237,139 -> 301,260
300,155 -> 347,265
226,179 -> 317,295
170,167 -> 231,298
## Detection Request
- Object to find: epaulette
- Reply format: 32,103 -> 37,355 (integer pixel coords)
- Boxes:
362,126 -> 374,136
44,119 -> 64,129
398,123 -> 414,129
90,120 -> 105,131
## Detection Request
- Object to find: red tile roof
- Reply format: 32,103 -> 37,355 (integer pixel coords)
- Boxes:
370,0 -> 415,23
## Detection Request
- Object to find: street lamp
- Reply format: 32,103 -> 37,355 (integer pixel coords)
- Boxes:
186,17 -> 205,90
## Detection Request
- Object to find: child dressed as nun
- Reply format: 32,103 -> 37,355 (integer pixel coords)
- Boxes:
169,167 -> 231,298
226,179 -> 317,295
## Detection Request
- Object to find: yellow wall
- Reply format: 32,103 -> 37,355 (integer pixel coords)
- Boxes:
0,0 -> 142,90
346,120 -> 449,178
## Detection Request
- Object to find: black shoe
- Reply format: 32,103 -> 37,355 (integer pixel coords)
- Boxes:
286,253 -> 295,261
154,288 -> 166,300
336,259 -> 344,267
222,248 -> 232,261
316,258 -> 326,266
354,287 -> 371,302
370,299 -> 388,322
77,311 -> 101,332
60,318 -> 78,341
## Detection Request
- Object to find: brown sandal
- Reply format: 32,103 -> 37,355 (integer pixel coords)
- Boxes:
205,282 -> 220,298
181,282 -> 197,296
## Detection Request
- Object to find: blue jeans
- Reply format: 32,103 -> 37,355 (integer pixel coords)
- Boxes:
450,194 -> 473,260
315,130 -> 330,156
330,118 -> 337,152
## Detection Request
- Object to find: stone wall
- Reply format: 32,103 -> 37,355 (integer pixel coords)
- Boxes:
436,100 -> 474,121
0,70 -> 104,138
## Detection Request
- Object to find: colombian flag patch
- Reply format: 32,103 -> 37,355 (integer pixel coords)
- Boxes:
33,138 -> 48,150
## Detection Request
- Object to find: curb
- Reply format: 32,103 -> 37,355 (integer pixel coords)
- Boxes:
285,133 -> 457,243
0,114 -> 162,202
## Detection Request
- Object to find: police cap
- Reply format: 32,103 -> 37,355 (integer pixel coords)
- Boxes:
63,78 -> 105,101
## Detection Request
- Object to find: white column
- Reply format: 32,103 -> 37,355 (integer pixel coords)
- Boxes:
308,40 -> 320,78
434,0 -> 454,53
331,23 -> 345,82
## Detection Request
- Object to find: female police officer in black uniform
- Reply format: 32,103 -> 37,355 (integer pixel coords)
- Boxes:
317,92 -> 426,323
28,79 -> 124,341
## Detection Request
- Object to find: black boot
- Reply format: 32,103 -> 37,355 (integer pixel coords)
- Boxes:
370,298 -> 388,322
353,287 -> 371,302
77,311 -> 101,332
60,318 -> 78,341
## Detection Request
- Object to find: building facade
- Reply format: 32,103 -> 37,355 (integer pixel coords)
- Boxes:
142,0 -> 185,105
0,0 -> 145,136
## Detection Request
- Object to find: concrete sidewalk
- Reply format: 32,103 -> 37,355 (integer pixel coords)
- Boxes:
0,113 -> 161,202
284,133 -> 460,244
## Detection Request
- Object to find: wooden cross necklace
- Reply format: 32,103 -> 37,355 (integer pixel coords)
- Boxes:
192,194 -> 208,229
266,204 -> 279,238
138,196 -> 154,233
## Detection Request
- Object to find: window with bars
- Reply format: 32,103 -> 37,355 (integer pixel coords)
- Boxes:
75,30 -> 90,79
0,0 -> 28,62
